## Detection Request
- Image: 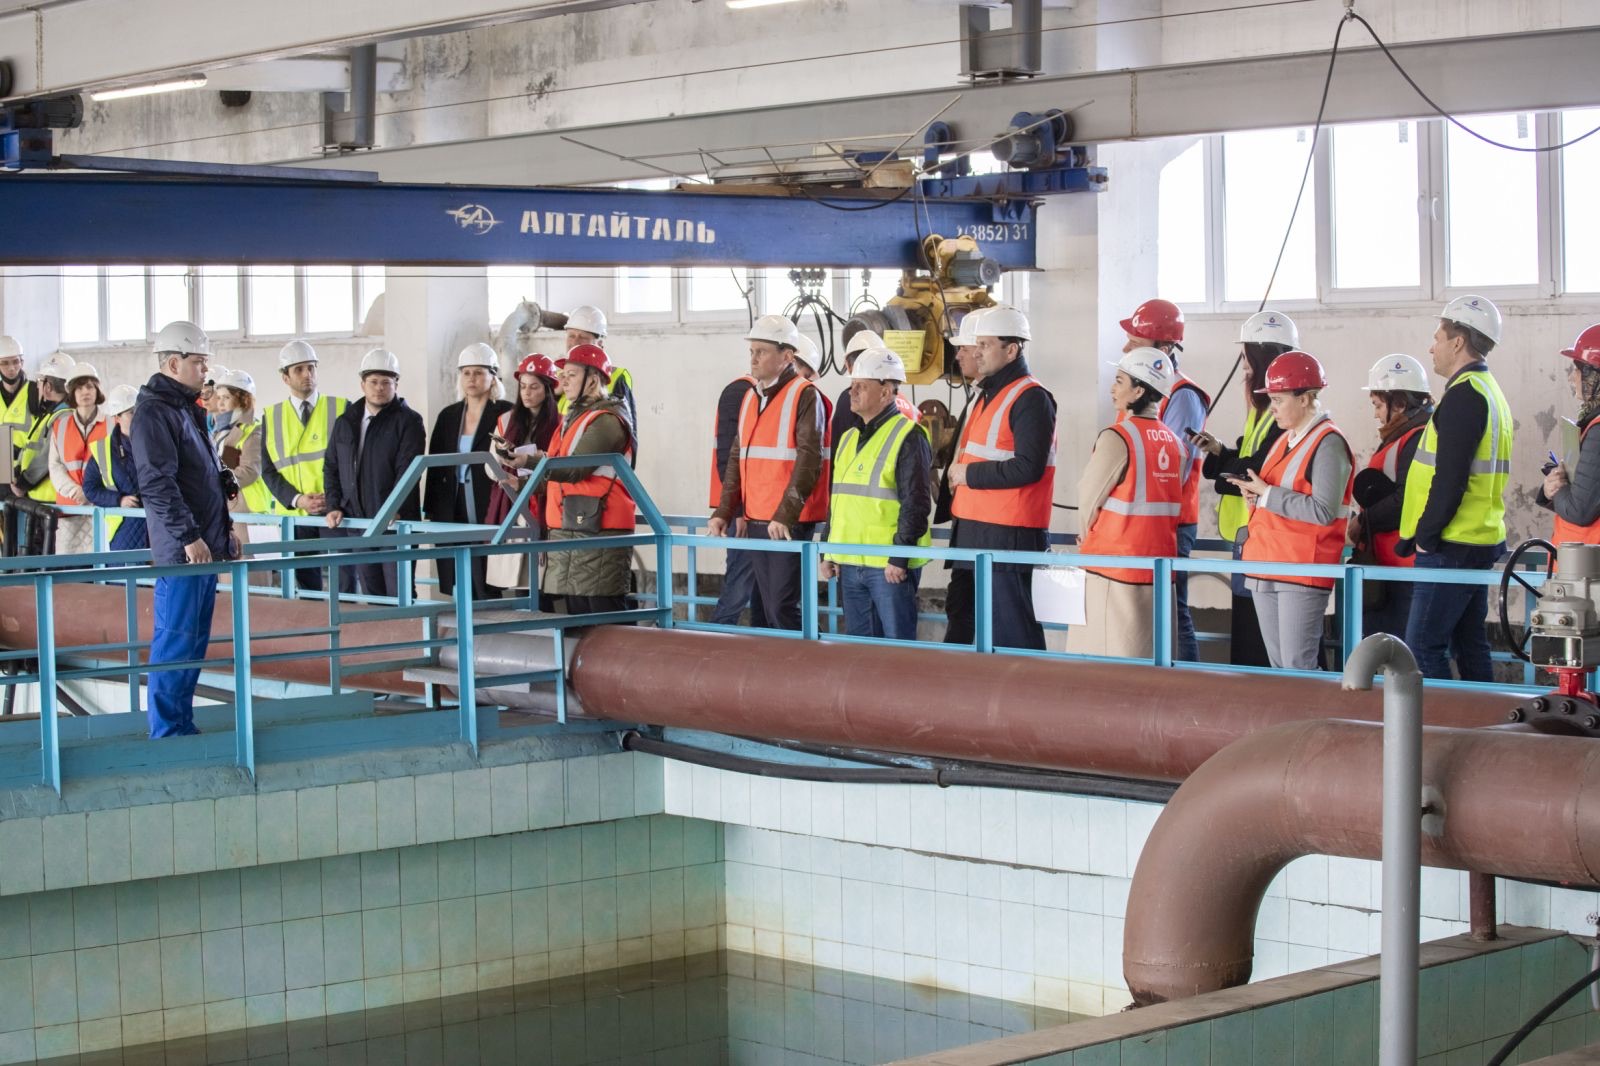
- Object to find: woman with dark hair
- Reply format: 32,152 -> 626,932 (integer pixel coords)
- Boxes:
48,362 -> 107,555
1191,310 -> 1299,665
1068,349 -> 1184,658
486,353 -> 561,597
1540,324 -> 1600,543
1350,354 -> 1433,637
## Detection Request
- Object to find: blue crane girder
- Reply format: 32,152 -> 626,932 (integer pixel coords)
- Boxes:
0,176 -> 1040,270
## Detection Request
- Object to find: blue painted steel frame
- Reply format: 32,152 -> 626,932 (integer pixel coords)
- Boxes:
0,176 -> 1040,270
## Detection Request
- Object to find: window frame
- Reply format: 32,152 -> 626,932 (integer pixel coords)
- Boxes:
1317,119 -> 1431,306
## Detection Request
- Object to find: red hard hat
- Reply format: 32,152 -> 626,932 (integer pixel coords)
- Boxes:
555,343 -> 613,384
516,353 -> 558,383
1119,298 -> 1185,344
1561,324 -> 1600,370
1254,351 -> 1328,394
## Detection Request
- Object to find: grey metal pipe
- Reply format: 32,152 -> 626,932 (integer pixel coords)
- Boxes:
1343,634 -> 1423,1066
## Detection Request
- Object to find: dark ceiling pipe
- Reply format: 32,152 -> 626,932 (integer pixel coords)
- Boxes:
1121,719 -> 1600,1006
570,627 -> 1521,783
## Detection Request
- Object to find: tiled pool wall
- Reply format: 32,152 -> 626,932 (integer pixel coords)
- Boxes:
2,749 -> 1600,1062
891,929 -> 1600,1066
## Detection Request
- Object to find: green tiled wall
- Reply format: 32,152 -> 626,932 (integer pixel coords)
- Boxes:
0,814 -> 722,1064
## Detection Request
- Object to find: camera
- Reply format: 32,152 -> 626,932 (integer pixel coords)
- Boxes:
218,466 -> 240,501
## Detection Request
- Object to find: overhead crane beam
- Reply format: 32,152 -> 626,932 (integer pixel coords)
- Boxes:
0,175 -> 1044,269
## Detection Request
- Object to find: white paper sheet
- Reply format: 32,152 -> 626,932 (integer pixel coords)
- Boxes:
1032,565 -> 1087,627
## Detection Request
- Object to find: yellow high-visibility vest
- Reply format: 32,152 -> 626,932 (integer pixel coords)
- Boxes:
825,414 -> 931,569
262,395 -> 346,514
1399,369 -> 1512,546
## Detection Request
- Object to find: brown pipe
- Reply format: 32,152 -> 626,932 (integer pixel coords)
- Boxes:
1122,720 -> 1600,1005
1470,872 -> 1498,941
570,628 -> 1520,783
0,584 -> 422,696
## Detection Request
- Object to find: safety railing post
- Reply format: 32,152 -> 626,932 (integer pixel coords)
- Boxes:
800,540 -> 820,641
92,509 -> 106,555
655,530 -> 675,627
826,563 -> 839,635
454,546 -> 478,754
975,553 -> 994,654
280,516 -> 297,599
327,559 -> 343,697
1151,558 -> 1173,668
1342,567 -> 1366,663
554,626 -> 568,725
397,522 -> 415,608
125,575 -> 140,717
231,560 -> 255,778
685,537 -> 699,623
35,577 -> 60,793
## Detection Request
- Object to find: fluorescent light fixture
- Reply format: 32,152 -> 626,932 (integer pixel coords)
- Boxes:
90,75 -> 207,102
725,0 -> 803,9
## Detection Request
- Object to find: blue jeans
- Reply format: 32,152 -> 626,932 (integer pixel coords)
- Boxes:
710,548 -> 763,625
148,574 -> 216,738
1174,523 -> 1198,661
840,564 -> 921,641
1404,542 -> 1503,682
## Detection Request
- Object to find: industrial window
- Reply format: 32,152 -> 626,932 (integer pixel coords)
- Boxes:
686,269 -> 752,315
1444,113 -> 1538,289
487,267 -> 544,330
59,267 -> 100,345
358,266 -> 385,329
104,265 -> 147,342
1562,108 -> 1600,292
1156,140 -> 1207,306
149,266 -> 190,330
247,266 -> 297,336
303,266 -> 355,334
198,267 -> 241,334
1329,121 -> 1422,291
1221,128 -> 1318,304
844,268 -> 901,313
764,269 -> 833,316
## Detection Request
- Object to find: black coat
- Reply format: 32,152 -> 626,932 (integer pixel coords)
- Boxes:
129,373 -> 233,566
324,398 -> 427,521
424,398 -> 513,522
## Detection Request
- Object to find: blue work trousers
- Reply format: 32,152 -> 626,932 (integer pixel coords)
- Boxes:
710,548 -> 763,626
840,564 -> 921,642
1174,523 -> 1199,661
1404,542 -> 1502,682
148,574 -> 217,738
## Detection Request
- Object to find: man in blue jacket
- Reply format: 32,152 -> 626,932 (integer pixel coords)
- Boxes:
130,321 -> 237,739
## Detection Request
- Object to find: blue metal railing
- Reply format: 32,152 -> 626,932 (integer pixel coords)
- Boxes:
0,450 -> 1551,794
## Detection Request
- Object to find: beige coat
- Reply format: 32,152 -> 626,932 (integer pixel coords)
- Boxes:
1066,422 -> 1155,659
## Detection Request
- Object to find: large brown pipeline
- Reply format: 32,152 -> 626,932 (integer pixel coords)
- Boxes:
0,583 -> 422,695
1121,719 -> 1600,1006
569,627 -> 1518,782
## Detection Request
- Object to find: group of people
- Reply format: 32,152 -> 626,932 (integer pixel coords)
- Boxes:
11,287 -> 1594,736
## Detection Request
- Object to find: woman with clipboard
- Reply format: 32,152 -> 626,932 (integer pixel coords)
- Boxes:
1539,325 -> 1600,542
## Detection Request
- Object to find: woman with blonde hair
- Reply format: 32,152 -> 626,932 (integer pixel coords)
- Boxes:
425,343 -> 512,599
211,369 -> 268,515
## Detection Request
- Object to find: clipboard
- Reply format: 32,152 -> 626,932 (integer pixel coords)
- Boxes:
1561,417 -> 1581,469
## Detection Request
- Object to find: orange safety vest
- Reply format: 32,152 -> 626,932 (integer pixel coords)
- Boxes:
51,411 -> 107,500
1554,420 -> 1600,545
1242,415 -> 1354,590
951,376 -> 1057,528
1079,418 -> 1183,585
710,376 -> 760,508
894,394 -> 920,423
543,406 -> 636,532
735,375 -> 832,524
1366,426 -> 1425,566
1159,376 -> 1212,526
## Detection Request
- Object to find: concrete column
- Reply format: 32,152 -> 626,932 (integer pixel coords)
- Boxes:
381,267 -> 491,427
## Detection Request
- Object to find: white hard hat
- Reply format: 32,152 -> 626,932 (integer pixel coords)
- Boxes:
0,336 -> 20,359
219,369 -> 256,396
1108,347 -> 1176,398
1238,310 -> 1300,349
152,321 -> 212,358
278,339 -> 318,369
1441,295 -> 1502,346
360,348 -> 401,377
37,352 -> 76,381
974,306 -> 1031,342
565,305 -> 609,338
66,362 -> 100,384
844,330 -> 886,358
792,334 -> 819,371
204,365 -> 231,387
457,342 -> 500,372
953,308 -> 990,347
851,347 -> 907,383
745,314 -> 800,348
1362,354 -> 1430,394
103,384 -> 139,418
